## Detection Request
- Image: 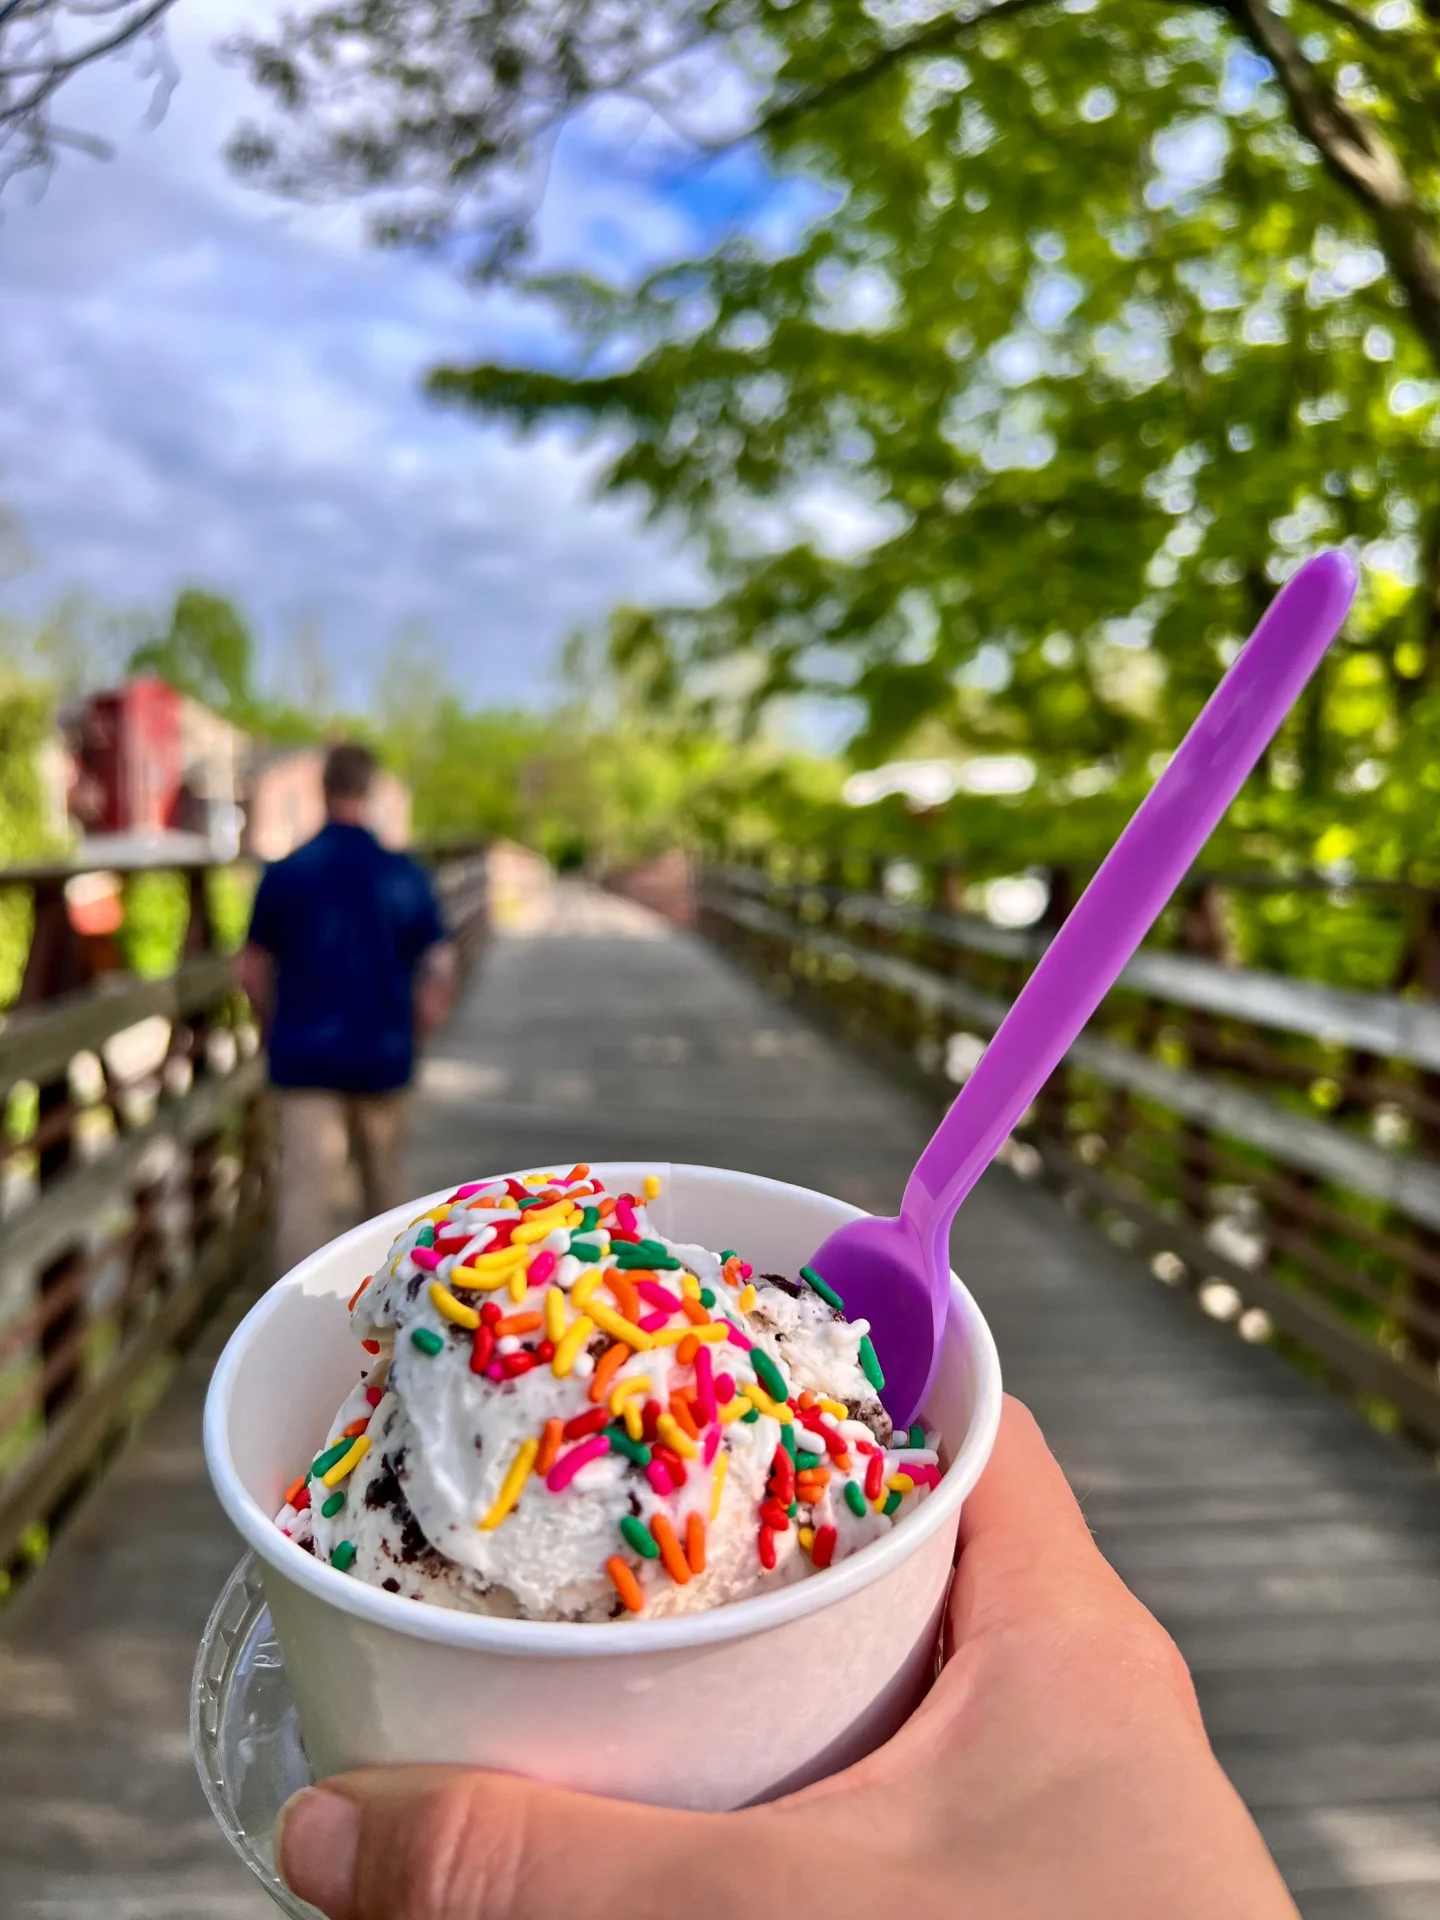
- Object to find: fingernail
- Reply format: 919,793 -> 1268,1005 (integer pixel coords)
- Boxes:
277,1786 -> 360,1918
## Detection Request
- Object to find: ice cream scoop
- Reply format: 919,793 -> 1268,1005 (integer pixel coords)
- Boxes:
808,547 -> 1359,1426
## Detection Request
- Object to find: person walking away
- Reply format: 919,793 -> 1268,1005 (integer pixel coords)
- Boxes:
238,743 -> 456,1275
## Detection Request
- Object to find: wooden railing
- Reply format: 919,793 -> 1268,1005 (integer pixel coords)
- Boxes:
0,842 -> 491,1590
700,855 -> 1440,1451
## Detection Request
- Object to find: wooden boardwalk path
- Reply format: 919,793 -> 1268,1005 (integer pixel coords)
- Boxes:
2,882 -> 1439,1916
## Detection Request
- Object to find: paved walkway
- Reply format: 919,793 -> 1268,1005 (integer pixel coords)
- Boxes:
2,883 -> 1439,1917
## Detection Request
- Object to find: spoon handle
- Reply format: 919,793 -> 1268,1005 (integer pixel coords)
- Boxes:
903,548 -> 1357,1246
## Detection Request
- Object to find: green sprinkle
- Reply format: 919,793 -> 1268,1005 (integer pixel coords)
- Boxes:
883,1490 -> 902,1517
720,1249 -> 737,1262
619,1514 -> 660,1559
699,1287 -> 716,1308
321,1491 -> 346,1519
411,1327 -> 445,1356
857,1334 -> 885,1393
751,1348 -> 788,1404
568,1238 -> 603,1263
908,1423 -> 927,1450
800,1265 -> 846,1313
331,1541 -> 357,1572
741,1406 -> 761,1424
635,1238 -> 669,1260
606,1428 -> 652,1467
780,1421 -> 798,1459
612,1242 -> 679,1270
787,1499 -> 799,1517
844,1481 -> 867,1519
579,1206 -> 600,1231
796,1450 -> 823,1471
516,1195 -> 549,1209
415,1222 -> 435,1247
310,1439 -> 351,1478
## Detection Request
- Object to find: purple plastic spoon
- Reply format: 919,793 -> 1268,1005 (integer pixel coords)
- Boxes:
808,547 -> 1358,1426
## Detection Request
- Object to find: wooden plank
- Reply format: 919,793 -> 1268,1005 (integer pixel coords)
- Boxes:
0,954 -> 233,1093
0,1055 -> 264,1275
0,1218 -> 266,1568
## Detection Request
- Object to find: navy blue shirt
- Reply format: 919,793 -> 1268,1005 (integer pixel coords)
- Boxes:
248,823 -> 447,1094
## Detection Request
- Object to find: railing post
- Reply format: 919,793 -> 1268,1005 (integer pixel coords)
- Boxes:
1035,866 -> 1077,1151
1404,889 -> 1440,1371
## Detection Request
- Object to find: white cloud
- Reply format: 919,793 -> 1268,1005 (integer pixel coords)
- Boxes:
0,0 -> 715,708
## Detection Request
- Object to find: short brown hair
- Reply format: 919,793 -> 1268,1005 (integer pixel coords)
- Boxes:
323,742 -> 376,803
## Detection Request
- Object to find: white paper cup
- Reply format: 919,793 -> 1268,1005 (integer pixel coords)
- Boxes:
204,1162 -> 1002,1810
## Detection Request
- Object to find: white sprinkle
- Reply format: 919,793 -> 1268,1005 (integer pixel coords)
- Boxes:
572,1351 -> 596,1378
556,1255 -> 583,1288
886,1448 -> 940,1467
497,1336 -> 521,1355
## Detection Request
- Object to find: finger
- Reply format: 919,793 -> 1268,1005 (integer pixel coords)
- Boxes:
278,1766 -> 802,1920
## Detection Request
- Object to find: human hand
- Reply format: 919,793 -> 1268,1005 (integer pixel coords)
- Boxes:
276,1396 -> 1298,1920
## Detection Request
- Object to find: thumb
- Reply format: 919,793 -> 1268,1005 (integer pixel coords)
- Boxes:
278,1765 -> 755,1920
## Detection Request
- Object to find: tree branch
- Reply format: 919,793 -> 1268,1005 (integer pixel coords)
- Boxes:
742,0 -> 1061,143
1227,0 -> 1440,371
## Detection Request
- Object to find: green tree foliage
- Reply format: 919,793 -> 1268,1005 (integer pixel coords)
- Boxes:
129,588 -> 258,719
232,0 -> 1440,881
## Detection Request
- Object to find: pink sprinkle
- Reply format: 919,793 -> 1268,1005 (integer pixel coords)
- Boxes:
694,1344 -> 716,1424
485,1362 -> 506,1382
365,1386 -> 383,1407
911,1464 -> 941,1489
638,1310 -> 672,1333
726,1325 -> 754,1353
410,1246 -> 441,1271
645,1458 -> 674,1497
702,1425 -> 720,1466
528,1249 -> 558,1286
616,1196 -> 638,1234
637,1280 -> 683,1312
546,1434 -> 610,1493
739,1262 -> 753,1280
714,1372 -> 736,1404
455,1183 -> 485,1199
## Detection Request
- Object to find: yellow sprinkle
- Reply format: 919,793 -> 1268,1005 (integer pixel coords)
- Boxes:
572,1271 -> 601,1309
818,1397 -> 849,1419
523,1174 -> 550,1187
644,1174 -> 661,1200
680,1272 -> 702,1301
738,1283 -> 757,1313
656,1413 -> 699,1459
479,1436 -> 539,1530
544,1287 -> 567,1343
622,1399 -> 644,1441
459,1243 -> 529,1272
588,1301 -> 654,1351
552,1315 -> 595,1377
321,1434 -> 371,1488
650,1322 -> 728,1346
508,1269 -> 528,1303
609,1375 -> 651,1413
450,1266 -> 520,1292
888,1472 -> 916,1493
798,1525 -> 815,1550
710,1451 -> 729,1520
512,1205 -> 571,1244
718,1398 -> 745,1425
428,1281 -> 479,1330
740,1382 -> 794,1423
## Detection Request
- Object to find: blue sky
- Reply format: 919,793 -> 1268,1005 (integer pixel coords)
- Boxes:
0,0 -> 815,711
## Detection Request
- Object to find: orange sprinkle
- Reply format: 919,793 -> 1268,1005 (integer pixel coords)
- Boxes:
721,1256 -> 743,1288
680,1296 -> 710,1326
588,1341 -> 629,1405
361,1339 -> 380,1354
342,1417 -> 370,1439
283,1474 -> 308,1508
685,1511 -> 707,1575
496,1311 -> 543,1337
651,1512 -> 691,1585
798,1389 -> 817,1410
606,1555 -> 644,1613
606,1272 -> 640,1321
677,1332 -> 700,1366
668,1393 -> 700,1440
834,1453 -> 851,1472
536,1417 -> 564,1476
598,1197 -> 618,1220
567,1163 -> 591,1183
347,1274 -> 373,1312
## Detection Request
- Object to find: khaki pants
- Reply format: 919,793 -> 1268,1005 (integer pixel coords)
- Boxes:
274,1088 -> 411,1278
